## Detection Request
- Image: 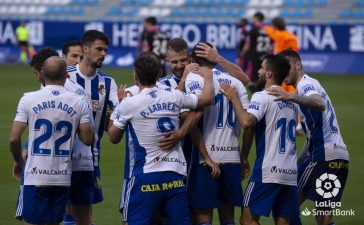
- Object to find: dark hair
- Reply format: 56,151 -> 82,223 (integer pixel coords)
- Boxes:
43,56 -> 67,81
240,18 -> 249,26
272,17 -> 286,31
81,30 -> 109,46
62,40 -> 81,55
262,54 -> 291,85
253,11 -> 265,22
144,17 -> 157,26
30,47 -> 59,72
167,38 -> 189,53
191,42 -> 217,67
278,49 -> 302,62
134,52 -> 161,85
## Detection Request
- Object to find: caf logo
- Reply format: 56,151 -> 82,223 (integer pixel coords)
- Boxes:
315,173 -> 341,198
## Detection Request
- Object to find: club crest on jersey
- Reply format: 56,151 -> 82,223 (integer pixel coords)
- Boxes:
52,90 -> 60,96
98,84 -> 105,95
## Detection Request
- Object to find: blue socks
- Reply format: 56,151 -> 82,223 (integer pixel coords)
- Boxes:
63,213 -> 75,225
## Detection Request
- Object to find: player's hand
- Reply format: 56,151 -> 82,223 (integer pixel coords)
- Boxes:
158,130 -> 183,151
117,84 -> 132,102
204,158 -> 221,179
183,63 -> 200,76
241,158 -> 250,181
12,161 -> 23,182
219,82 -> 238,101
266,86 -> 294,101
195,42 -> 219,63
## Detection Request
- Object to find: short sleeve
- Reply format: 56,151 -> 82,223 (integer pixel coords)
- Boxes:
247,93 -> 268,122
173,89 -> 198,110
79,98 -> 92,124
185,73 -> 204,95
108,78 -> 120,110
14,95 -> 28,123
112,100 -> 133,130
297,78 -> 320,97
237,83 -> 250,109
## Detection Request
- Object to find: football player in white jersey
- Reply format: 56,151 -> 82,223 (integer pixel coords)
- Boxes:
67,30 -> 119,225
220,53 -> 299,225
14,47 -> 89,223
159,39 -> 251,174
108,52 -> 214,225
9,56 -> 94,225
61,40 -> 83,66
267,50 -> 349,225
182,42 -> 252,225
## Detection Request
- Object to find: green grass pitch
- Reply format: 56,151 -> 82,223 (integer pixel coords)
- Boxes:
0,64 -> 363,224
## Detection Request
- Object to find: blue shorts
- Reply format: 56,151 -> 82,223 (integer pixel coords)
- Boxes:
243,181 -> 299,218
22,185 -> 69,224
298,159 -> 348,205
188,163 -> 244,208
123,171 -> 191,225
68,171 -> 103,205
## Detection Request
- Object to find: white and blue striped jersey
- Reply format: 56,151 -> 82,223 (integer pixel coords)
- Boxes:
111,87 -> 198,178
159,74 -> 181,89
248,88 -> 298,186
67,64 -> 119,169
185,69 -> 249,164
14,85 -> 91,186
297,74 -> 349,162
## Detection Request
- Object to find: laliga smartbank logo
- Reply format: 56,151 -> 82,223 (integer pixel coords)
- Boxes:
315,173 -> 340,198
301,173 -> 355,217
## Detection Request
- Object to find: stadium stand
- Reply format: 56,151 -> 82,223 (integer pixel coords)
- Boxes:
0,0 -> 362,24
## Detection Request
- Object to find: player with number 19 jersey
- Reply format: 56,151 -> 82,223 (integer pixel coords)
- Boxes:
247,90 -> 298,185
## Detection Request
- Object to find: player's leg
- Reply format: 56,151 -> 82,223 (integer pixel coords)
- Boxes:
240,207 -> 260,225
71,205 -> 92,225
218,204 -> 235,225
68,171 -> 97,225
241,182 -> 279,225
313,160 -> 349,225
272,185 -> 299,225
23,186 -> 68,225
163,172 -> 191,225
218,163 -> 244,225
188,164 -> 220,224
289,159 -> 314,225
123,174 -> 162,225
193,208 -> 213,225
274,217 -> 289,225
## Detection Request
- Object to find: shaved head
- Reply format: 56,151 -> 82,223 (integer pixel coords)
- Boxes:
43,56 -> 67,82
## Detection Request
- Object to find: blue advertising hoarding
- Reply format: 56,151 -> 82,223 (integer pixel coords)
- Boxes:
1,20 -> 364,73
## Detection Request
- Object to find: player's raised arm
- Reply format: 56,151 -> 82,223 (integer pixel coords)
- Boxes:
194,42 -> 250,86
220,82 -> 257,128
267,86 -> 325,111
195,67 -> 214,108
